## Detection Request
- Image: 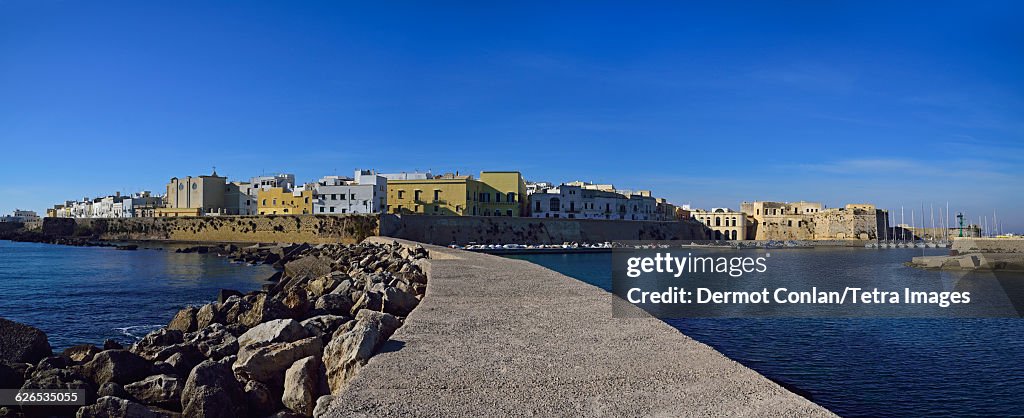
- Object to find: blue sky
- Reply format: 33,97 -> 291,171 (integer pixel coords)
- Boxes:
2,1 -> 1022,231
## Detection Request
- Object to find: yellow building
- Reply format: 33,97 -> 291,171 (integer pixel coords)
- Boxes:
387,171 -> 527,217
155,207 -> 203,217
257,187 -> 314,215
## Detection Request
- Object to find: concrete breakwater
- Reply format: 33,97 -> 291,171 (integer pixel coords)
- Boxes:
322,238 -> 835,416
0,241 -> 429,417
909,238 -> 1024,272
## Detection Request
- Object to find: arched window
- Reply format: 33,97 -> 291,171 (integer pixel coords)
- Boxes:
715,230 -> 722,240
715,217 -> 721,226
549,198 -> 560,212
732,230 -> 738,240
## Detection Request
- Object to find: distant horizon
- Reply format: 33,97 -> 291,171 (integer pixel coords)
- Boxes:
2,1 -> 1022,231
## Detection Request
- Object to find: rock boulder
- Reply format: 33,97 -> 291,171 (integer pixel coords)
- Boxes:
0,317 -> 52,364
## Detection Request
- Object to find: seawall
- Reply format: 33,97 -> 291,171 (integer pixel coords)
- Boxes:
379,214 -> 708,245
41,215 -> 379,244
323,237 -> 835,417
36,214 -> 710,246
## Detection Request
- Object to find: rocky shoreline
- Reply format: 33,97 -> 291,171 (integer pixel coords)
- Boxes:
0,240 -> 429,417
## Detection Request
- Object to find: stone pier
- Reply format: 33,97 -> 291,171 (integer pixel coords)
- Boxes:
322,238 -> 835,417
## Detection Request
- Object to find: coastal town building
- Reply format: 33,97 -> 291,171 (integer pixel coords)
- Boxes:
0,209 -> 40,223
250,174 -> 295,190
257,186 -> 314,215
312,170 -> 387,214
226,182 -> 259,216
528,181 -> 669,221
158,170 -> 229,217
741,201 -> 823,240
387,171 -> 527,217
692,208 -> 749,240
381,171 -> 432,181
675,204 -> 692,220
46,192 -> 163,219
737,201 -> 885,240
127,192 -> 163,218
525,181 -> 553,196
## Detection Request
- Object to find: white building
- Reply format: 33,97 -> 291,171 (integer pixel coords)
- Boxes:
251,174 -> 295,190
0,210 -> 40,223
380,171 -> 432,181
525,181 -> 553,196
528,183 -> 663,220
528,183 -> 664,221
220,173 -> 297,216
312,170 -> 387,214
226,182 -> 259,215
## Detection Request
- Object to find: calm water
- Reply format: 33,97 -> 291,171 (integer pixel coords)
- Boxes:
509,248 -> 1024,418
0,240 -> 274,350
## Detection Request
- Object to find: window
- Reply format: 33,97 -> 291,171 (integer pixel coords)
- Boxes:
549,198 -> 560,212
506,210 -> 513,216
284,209 -> 289,213
398,190 -> 405,199
507,192 -> 516,202
414,190 -> 422,201
262,199 -> 266,205
434,205 -> 439,212
535,201 -> 541,212
715,217 -> 721,226
495,192 -> 501,202
329,207 -> 335,213
320,207 -> 325,213
434,190 -> 441,201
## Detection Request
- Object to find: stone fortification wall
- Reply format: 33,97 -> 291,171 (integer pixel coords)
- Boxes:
40,215 -> 379,244
379,214 -> 709,245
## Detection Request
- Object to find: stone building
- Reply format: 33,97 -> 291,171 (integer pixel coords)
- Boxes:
158,170 -> 228,217
741,201 -> 823,240
692,208 -> 749,240
739,201 -> 883,240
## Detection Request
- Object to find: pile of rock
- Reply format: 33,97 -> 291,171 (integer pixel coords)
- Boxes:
0,241 -> 428,418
